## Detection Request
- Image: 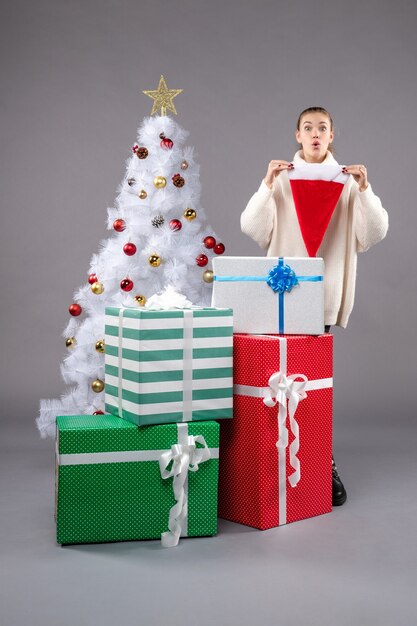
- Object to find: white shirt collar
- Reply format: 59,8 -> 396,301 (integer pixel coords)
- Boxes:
293,150 -> 339,166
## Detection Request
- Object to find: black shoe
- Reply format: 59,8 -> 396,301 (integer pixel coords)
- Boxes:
332,459 -> 347,506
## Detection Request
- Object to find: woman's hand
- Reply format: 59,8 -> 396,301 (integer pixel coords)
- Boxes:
342,164 -> 369,192
264,160 -> 294,189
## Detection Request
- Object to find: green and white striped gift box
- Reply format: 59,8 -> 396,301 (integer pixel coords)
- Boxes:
105,307 -> 233,427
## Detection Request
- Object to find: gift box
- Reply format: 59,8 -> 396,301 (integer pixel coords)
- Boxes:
218,333 -> 333,529
211,256 -> 324,335
104,306 -> 233,426
56,414 -> 219,547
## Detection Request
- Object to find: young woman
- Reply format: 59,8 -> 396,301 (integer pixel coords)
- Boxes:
241,107 -> 389,506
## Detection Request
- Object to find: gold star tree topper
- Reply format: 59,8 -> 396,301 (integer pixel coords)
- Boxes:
143,75 -> 183,116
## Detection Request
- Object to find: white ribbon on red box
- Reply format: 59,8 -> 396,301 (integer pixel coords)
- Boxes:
233,336 -> 333,525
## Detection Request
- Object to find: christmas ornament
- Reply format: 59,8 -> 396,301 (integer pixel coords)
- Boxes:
88,273 -> 98,285
137,147 -> 149,159
95,339 -> 105,353
132,145 -> 148,159
113,218 -> 126,232
134,294 -> 147,306
92,410 -> 104,415
159,132 -> 165,139
184,208 -> 196,221
123,242 -> 137,256
172,173 -> 185,188
180,160 -> 189,170
69,303 -> 82,317
160,136 -> 174,150
203,270 -> 214,283
214,243 -> 225,255
154,176 -> 167,189
120,278 -> 134,291
143,75 -> 183,116
65,337 -> 76,349
148,254 -> 161,267
139,189 -> 147,199
203,236 -> 216,249
196,254 -> 208,267
91,281 -> 104,295
127,177 -> 136,186
91,379 -> 104,393
151,215 -> 165,228
169,218 -> 182,231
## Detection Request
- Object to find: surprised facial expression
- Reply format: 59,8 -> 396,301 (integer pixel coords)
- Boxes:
295,112 -> 334,163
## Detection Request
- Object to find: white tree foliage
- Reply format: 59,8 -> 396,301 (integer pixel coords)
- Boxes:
38,115 -> 224,438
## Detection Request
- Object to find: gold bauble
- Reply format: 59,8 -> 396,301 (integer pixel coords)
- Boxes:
148,254 -> 161,267
134,294 -> 147,306
65,337 -> 76,349
95,339 -> 105,353
184,208 -> 197,221
180,160 -> 189,170
91,281 -> 104,295
91,379 -> 104,393
139,189 -> 147,199
202,270 -> 214,283
153,176 -> 167,189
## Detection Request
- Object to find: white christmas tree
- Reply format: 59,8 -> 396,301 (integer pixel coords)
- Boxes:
38,76 -> 226,438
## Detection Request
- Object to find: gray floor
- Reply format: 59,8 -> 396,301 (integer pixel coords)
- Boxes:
1,416 -> 416,626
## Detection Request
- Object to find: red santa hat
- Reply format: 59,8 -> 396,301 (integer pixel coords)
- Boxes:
288,163 -> 349,257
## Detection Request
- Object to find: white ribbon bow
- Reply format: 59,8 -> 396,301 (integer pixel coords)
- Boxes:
145,285 -> 194,310
159,434 -> 211,547
263,371 -> 308,487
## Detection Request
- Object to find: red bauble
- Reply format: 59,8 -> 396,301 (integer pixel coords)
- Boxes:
196,254 -> 208,267
93,410 -> 105,415
214,243 -> 225,254
69,303 -> 82,317
113,218 -> 126,232
120,278 -> 134,292
203,236 -> 216,249
169,219 -> 182,231
88,273 -> 98,285
123,242 -> 137,256
160,137 -> 174,150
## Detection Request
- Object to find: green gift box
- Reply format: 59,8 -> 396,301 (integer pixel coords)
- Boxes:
104,306 -> 233,427
56,415 -> 219,547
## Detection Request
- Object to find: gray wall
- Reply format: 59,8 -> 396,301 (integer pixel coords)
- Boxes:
1,0 -> 416,427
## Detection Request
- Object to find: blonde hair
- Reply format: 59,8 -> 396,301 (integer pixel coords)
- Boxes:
296,107 -> 335,153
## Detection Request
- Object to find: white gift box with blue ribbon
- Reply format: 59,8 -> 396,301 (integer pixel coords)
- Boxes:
212,256 -> 324,335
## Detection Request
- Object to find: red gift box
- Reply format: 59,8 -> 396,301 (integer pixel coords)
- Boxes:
218,333 -> 333,529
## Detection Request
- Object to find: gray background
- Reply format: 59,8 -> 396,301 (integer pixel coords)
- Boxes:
1,1 -> 416,625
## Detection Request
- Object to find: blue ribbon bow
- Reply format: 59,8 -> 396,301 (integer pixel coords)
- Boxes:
266,262 -> 299,294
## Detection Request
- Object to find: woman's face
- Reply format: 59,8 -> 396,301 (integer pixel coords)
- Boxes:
295,112 -> 334,163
